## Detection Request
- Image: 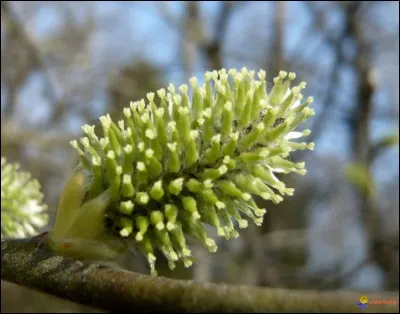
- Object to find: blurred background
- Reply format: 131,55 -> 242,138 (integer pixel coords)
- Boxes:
1,1 -> 399,312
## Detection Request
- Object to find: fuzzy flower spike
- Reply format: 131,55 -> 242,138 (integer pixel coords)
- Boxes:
66,68 -> 315,275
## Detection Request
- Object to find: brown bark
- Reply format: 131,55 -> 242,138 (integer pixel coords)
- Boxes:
1,233 -> 398,313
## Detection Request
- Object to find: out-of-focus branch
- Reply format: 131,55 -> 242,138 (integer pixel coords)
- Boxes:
201,1 -> 236,70
266,1 -> 285,76
368,133 -> 399,164
2,233 -> 399,313
317,235 -> 400,290
155,2 -> 243,73
344,2 -> 399,291
262,229 -> 308,252
317,256 -> 372,290
1,121 -> 74,149
181,2 -> 201,79
154,2 -> 181,34
299,2 -> 351,145
346,0 -> 375,243
1,1 -> 58,121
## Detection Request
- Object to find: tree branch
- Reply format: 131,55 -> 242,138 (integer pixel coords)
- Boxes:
1,233 -> 398,313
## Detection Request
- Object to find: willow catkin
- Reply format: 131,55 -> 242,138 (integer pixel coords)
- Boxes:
69,68 -> 315,275
1,157 -> 48,239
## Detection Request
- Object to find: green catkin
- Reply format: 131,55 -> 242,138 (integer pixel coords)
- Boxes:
70,68 -> 315,275
1,157 -> 48,239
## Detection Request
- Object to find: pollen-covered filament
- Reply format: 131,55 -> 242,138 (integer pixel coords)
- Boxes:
72,68 -> 315,276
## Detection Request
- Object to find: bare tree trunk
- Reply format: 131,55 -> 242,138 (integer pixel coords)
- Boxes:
346,2 -> 398,291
